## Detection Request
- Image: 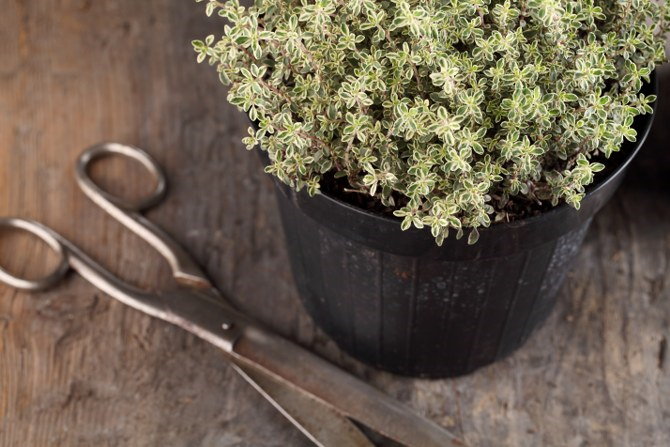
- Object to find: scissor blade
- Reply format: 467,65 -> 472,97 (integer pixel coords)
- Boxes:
231,326 -> 463,447
231,362 -> 374,447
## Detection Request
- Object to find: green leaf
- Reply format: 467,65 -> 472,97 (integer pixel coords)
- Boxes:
194,0 -> 670,246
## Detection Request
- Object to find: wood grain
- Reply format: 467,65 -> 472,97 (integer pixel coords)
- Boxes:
0,1 -> 669,446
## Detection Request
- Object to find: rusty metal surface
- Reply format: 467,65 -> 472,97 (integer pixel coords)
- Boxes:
0,143 -> 460,447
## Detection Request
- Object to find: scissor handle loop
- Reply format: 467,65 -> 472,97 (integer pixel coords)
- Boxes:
75,143 -> 211,290
0,218 -> 70,291
76,143 -> 167,213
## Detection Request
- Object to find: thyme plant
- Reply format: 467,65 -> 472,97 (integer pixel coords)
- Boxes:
194,0 -> 669,244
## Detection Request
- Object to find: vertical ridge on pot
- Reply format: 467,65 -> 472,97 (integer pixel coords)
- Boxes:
520,222 -> 592,342
346,244 -> 383,364
436,261 -> 458,370
277,200 -> 333,336
497,240 -> 559,358
465,262 -> 499,373
376,251 -> 384,367
318,229 -> 355,350
406,257 -> 420,374
377,254 -> 416,372
490,251 -> 532,361
518,239 -> 558,347
409,257 -> 449,374
441,259 -> 502,375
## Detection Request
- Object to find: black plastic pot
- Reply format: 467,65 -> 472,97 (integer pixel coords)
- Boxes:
268,76 -> 657,378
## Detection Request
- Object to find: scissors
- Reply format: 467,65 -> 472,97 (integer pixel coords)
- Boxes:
0,143 -> 462,447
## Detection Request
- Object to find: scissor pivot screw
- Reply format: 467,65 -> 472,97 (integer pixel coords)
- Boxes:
221,322 -> 234,330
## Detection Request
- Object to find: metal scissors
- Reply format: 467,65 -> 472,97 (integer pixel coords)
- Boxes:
0,143 -> 461,447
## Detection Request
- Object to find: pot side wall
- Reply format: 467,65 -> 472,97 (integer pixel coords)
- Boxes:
275,186 -> 592,377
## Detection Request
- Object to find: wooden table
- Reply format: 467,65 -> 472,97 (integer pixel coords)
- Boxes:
1,2 -> 669,445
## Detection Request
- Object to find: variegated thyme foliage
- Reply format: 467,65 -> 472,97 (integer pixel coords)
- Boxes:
194,0 -> 669,244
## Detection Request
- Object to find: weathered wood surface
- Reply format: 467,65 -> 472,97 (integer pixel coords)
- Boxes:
0,1 -> 669,446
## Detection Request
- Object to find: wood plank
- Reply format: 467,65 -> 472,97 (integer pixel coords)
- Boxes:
1,1 -> 669,445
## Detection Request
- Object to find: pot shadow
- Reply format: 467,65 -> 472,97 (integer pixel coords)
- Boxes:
586,68 -> 670,243
620,68 -> 670,193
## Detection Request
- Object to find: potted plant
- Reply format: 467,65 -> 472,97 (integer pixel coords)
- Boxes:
193,0 -> 669,377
